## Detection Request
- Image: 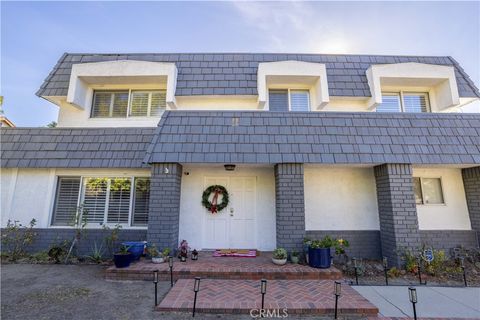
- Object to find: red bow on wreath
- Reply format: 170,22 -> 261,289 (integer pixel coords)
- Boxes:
210,188 -> 222,213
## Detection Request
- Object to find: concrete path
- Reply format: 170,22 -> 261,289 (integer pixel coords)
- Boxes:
353,285 -> 480,318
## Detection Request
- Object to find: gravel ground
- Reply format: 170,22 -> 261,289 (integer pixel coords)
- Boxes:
1,264 -> 365,320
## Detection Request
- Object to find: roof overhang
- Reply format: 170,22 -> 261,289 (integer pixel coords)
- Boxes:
257,61 -> 329,110
366,63 -> 460,110
66,60 -> 178,109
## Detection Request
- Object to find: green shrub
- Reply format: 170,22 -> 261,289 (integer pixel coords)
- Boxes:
1,219 -> 37,261
31,251 -> 50,263
273,248 -> 287,259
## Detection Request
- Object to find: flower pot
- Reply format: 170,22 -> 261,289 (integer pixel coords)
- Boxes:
272,257 -> 287,265
122,241 -> 146,261
114,253 -> 132,268
308,247 -> 331,268
291,256 -> 299,264
152,256 -> 164,264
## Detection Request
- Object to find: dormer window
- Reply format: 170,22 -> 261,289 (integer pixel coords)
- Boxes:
91,90 -> 166,118
268,89 -> 310,112
376,92 -> 430,113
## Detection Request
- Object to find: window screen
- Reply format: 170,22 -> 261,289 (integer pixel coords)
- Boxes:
91,91 -> 128,118
269,90 -> 289,112
150,91 -> 167,116
111,92 -> 129,117
413,177 -> 423,205
91,92 -> 112,117
52,177 -> 81,225
377,94 -> 401,112
130,92 -> 149,117
290,90 -> 310,111
82,178 -> 108,223
107,178 -> 132,224
132,178 -> 150,226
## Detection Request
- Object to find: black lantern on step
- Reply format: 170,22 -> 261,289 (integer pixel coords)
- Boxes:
192,249 -> 199,260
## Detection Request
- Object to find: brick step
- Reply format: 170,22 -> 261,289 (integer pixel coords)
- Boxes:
105,254 -> 342,281
157,279 -> 378,316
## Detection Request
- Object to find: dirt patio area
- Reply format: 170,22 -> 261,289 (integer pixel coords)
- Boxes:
1,264 -> 354,320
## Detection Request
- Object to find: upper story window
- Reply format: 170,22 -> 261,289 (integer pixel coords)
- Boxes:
51,176 -> 150,227
376,92 -> 430,113
268,89 -> 310,112
91,90 -> 166,118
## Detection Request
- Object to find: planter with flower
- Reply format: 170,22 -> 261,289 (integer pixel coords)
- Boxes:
178,240 -> 190,262
272,248 -> 288,265
308,236 -> 349,269
290,250 -> 299,264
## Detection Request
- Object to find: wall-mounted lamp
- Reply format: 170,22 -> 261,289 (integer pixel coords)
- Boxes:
163,167 -> 169,174
224,164 -> 236,171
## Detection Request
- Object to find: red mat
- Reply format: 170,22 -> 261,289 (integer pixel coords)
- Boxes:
212,249 -> 256,257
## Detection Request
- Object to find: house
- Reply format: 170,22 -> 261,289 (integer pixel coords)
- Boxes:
1,53 -> 480,266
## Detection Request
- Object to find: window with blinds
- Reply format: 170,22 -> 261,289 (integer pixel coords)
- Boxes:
268,89 -> 310,112
82,178 -> 108,223
132,178 -> 150,226
129,90 -> 166,117
51,177 -> 81,226
52,176 -> 150,226
107,178 -> 131,224
269,90 -> 289,112
413,177 -> 445,205
290,90 -> 310,111
92,90 -> 166,118
377,92 -> 430,113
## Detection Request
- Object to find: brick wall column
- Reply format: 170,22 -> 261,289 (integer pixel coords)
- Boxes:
462,167 -> 480,246
274,163 -> 306,252
147,163 -> 183,252
374,164 -> 421,266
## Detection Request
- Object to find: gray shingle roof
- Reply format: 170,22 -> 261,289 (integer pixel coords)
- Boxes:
1,127 -> 156,168
144,111 -> 480,165
37,53 -> 480,98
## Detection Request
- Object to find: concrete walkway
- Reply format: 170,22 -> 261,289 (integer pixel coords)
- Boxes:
353,285 -> 480,318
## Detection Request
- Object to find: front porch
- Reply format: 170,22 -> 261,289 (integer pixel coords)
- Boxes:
105,251 -> 342,281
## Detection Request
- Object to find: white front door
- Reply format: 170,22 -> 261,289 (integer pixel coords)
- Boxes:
203,177 -> 256,249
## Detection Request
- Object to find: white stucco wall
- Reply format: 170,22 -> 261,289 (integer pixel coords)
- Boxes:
178,165 -> 276,251
304,166 -> 380,230
1,168 -> 150,228
413,167 -> 471,230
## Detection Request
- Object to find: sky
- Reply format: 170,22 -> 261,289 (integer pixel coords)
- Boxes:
1,1 -> 479,127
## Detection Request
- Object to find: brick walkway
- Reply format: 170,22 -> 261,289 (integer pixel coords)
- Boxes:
106,252 -> 341,281
157,279 -> 378,315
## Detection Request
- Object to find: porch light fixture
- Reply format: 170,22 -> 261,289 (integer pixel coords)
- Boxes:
153,270 -> 159,306
408,287 -> 418,320
333,281 -> 341,319
192,277 -> 201,317
168,256 -> 174,287
224,164 -> 236,171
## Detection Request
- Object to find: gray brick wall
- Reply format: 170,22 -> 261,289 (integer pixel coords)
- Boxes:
147,163 -> 183,253
305,230 -> 381,259
419,230 -> 478,252
374,164 -> 421,266
462,167 -> 480,246
1,228 -> 147,257
274,163 -> 305,252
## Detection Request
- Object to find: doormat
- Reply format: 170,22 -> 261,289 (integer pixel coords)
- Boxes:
212,249 -> 257,258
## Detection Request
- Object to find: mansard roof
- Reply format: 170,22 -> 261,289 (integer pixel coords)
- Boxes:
144,111 -> 480,165
37,53 -> 479,98
1,127 -> 155,168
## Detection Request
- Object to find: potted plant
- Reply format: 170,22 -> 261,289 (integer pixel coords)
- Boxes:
272,248 -> 288,265
114,245 -> 132,268
178,240 -> 190,262
303,237 -> 312,264
148,245 -> 163,264
162,248 -> 171,259
291,250 -> 299,264
308,236 -> 349,269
